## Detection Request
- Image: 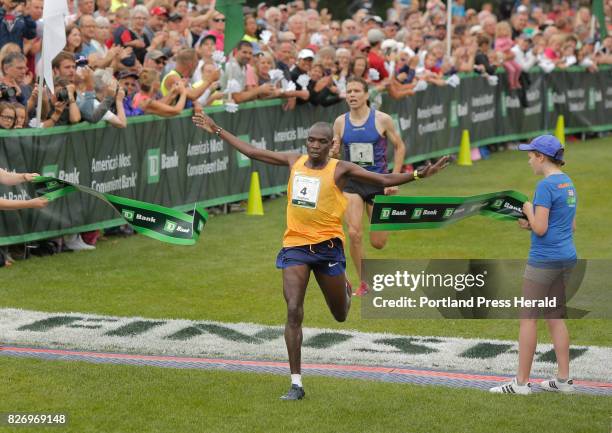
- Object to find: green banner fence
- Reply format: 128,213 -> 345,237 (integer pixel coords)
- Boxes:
0,67 -> 610,245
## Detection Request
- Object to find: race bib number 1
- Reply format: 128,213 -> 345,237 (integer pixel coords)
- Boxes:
349,142 -> 374,166
291,174 -> 321,209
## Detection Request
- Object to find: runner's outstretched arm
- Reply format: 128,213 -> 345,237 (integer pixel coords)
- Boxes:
338,156 -> 450,187
192,112 -> 296,167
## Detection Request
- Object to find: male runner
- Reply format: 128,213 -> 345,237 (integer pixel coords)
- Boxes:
332,76 -> 407,296
193,112 -> 448,400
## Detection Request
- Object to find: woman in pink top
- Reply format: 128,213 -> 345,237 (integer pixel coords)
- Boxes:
495,22 -> 522,89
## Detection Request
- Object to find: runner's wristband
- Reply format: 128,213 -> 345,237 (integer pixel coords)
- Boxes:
413,169 -> 419,180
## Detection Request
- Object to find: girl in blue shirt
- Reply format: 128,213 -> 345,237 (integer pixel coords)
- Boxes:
491,135 -> 577,395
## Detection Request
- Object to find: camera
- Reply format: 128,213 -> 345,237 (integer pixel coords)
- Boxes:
75,56 -> 88,67
0,84 -> 17,100
56,88 -> 70,102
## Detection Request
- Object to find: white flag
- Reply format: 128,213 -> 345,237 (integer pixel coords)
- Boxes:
40,0 -> 68,94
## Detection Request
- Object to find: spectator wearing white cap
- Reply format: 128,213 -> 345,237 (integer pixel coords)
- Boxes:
290,48 -> 314,104
366,28 -> 388,83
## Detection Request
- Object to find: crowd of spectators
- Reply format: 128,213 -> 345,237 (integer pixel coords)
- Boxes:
0,0 -> 609,132
0,0 -> 611,260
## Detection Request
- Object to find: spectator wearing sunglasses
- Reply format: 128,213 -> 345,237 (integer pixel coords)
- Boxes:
202,11 -> 225,52
143,49 -> 167,73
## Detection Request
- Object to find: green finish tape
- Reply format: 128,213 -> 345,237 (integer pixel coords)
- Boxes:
370,190 -> 528,231
33,177 -> 208,245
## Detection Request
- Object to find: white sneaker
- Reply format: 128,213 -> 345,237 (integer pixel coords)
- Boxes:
64,234 -> 95,251
489,378 -> 532,395
539,378 -> 575,393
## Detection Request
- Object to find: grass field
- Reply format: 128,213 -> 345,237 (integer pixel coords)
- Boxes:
1,357 -> 611,433
1,137 -> 611,433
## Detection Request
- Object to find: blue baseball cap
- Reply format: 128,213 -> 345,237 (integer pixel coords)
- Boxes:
518,135 -> 565,165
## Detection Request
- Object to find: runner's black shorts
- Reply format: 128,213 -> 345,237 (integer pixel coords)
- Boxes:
276,238 -> 346,276
342,179 -> 384,205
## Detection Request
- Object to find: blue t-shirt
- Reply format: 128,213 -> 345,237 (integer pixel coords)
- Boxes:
452,4 -> 466,17
529,173 -> 577,265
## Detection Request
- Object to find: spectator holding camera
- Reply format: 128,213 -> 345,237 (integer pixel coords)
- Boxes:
91,68 -> 127,128
0,0 -> 36,50
42,77 -> 80,127
1,51 -> 31,104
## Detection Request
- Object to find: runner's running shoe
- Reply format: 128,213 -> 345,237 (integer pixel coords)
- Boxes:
280,384 -> 305,401
353,281 -> 369,297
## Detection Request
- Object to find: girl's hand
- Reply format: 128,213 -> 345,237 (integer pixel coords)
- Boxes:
23,173 -> 40,182
522,201 -> 533,216
27,197 -> 49,208
517,218 -> 531,230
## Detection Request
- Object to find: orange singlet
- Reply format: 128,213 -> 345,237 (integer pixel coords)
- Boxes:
283,155 -> 347,247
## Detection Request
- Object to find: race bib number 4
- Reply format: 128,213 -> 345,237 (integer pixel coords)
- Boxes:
349,142 -> 374,166
291,174 -> 321,209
